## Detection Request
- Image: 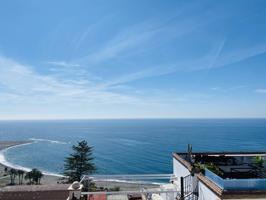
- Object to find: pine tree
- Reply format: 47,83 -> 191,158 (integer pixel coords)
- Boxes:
64,140 -> 96,182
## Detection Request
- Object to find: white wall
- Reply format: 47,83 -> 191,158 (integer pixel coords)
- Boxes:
198,181 -> 220,200
173,157 -> 191,190
173,158 -> 190,178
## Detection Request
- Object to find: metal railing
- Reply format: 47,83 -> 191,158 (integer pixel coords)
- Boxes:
180,175 -> 198,200
81,187 -> 180,200
80,174 -> 179,200
81,174 -> 173,182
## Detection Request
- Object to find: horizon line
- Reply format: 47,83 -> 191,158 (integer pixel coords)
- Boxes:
0,117 -> 266,121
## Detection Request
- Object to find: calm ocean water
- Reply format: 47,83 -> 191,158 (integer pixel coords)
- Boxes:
0,119 -> 266,175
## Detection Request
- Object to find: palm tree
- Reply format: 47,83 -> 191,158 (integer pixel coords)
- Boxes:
25,169 -> 43,185
33,169 -> 43,185
9,169 -> 17,185
37,171 -> 43,184
25,171 -> 33,184
17,170 -> 25,185
4,167 -> 8,175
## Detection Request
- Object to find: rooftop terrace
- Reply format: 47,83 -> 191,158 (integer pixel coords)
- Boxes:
179,151 -> 266,179
174,151 -> 266,191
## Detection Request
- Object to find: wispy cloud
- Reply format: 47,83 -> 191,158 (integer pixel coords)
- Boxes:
75,9 -> 218,65
90,40 -> 266,87
208,39 -> 227,69
255,89 -> 266,94
97,65 -> 177,88
48,7 -> 266,88
214,43 -> 266,69
0,55 -> 139,105
211,85 -> 247,92
76,22 -> 160,64
46,61 -> 80,67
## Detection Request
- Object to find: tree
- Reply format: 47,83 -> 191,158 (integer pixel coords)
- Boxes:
9,169 -> 17,185
64,140 -> 96,182
32,168 -> 43,184
17,170 -> 25,185
4,167 -> 8,175
25,169 -> 43,185
25,171 -> 33,184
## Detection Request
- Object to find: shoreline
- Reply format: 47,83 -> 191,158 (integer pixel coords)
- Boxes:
0,140 -> 65,177
0,141 -> 63,187
0,141 -> 32,151
0,141 -> 35,173
0,141 -> 162,190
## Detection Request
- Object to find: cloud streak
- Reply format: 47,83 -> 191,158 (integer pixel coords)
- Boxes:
46,61 -> 80,67
74,8 -> 219,66
89,40 -> 266,88
255,89 -> 266,94
0,55 -> 139,105
214,43 -> 266,69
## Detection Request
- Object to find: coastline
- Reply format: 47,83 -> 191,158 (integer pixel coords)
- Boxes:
0,141 -> 62,187
0,140 -> 65,176
0,141 -> 32,151
0,141 -> 34,172
0,141 -> 161,190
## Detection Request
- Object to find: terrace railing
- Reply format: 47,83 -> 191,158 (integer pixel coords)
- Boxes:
180,175 -> 198,200
80,174 -> 180,200
81,189 -> 179,200
81,174 -> 173,182
205,168 -> 266,190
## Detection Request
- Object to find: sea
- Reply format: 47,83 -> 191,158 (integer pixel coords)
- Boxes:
0,119 -> 265,176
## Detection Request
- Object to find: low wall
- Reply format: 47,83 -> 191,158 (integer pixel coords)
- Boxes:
0,185 -> 69,200
0,190 -> 68,200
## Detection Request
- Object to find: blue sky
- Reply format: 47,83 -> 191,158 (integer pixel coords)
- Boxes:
0,0 -> 266,119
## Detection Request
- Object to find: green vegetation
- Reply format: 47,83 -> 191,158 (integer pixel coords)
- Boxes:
253,156 -> 264,167
17,170 -> 24,185
192,162 -> 205,174
25,168 -> 43,185
7,168 -> 42,185
63,140 -> 120,194
64,140 -> 96,182
9,168 -> 17,185
83,179 -> 120,192
193,162 -> 223,176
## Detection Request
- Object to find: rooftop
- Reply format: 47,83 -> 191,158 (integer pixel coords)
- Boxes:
173,151 -> 266,196
176,151 -> 266,179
